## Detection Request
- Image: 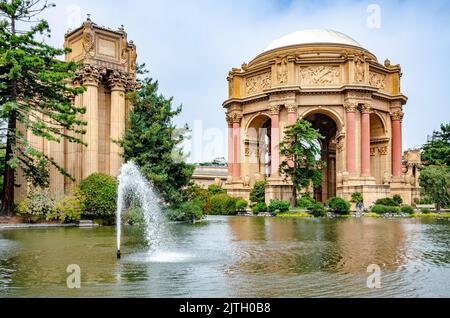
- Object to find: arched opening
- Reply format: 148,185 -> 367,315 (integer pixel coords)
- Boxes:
246,114 -> 272,183
370,113 -> 388,184
304,113 -> 338,203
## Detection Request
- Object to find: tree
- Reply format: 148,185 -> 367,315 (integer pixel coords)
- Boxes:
119,76 -> 194,205
419,165 -> 450,211
422,123 -> 450,166
279,119 -> 324,207
0,1 -> 86,216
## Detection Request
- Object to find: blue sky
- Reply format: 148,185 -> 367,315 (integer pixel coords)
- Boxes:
42,0 -> 450,162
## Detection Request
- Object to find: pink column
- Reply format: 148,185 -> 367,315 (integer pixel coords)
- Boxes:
361,105 -> 371,177
270,105 -> 280,177
391,111 -> 404,177
287,104 -> 297,168
345,102 -> 357,176
227,122 -> 234,177
232,121 -> 241,178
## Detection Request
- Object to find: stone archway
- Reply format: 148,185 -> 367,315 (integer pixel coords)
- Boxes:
245,114 -> 272,184
304,113 -> 339,202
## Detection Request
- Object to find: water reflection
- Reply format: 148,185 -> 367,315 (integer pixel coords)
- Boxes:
0,216 -> 449,297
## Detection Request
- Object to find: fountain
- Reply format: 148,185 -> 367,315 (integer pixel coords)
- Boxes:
116,162 -> 168,259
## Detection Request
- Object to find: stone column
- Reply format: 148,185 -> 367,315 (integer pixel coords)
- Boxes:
344,101 -> 357,176
391,110 -> 404,177
79,66 -> 103,180
360,103 -> 371,177
227,120 -> 234,177
108,71 -> 127,177
286,104 -> 297,125
269,105 -> 281,177
232,115 -> 242,178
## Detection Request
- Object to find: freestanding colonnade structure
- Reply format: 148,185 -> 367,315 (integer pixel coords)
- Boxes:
223,29 -> 420,206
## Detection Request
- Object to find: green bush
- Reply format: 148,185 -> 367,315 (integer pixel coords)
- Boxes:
375,197 -> 399,207
400,205 -> 415,214
207,184 -> 226,195
16,189 -> 55,222
47,195 -> 82,223
252,202 -> 268,214
421,208 -> 431,214
268,200 -> 290,214
393,195 -> 403,206
297,193 -> 316,209
124,207 -> 145,225
371,205 -> 401,214
351,192 -> 364,204
328,197 -> 351,215
235,199 -> 248,212
186,185 -> 212,214
250,181 -> 266,204
308,202 -> 327,217
168,201 -> 204,222
78,173 -> 117,221
210,193 -> 237,215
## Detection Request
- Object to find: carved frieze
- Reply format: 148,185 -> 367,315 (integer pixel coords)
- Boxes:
369,71 -> 387,90
299,65 -> 340,86
245,72 -> 271,95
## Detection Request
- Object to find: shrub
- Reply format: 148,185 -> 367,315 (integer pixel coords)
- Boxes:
252,202 -> 268,214
250,181 -> 266,204
187,185 -> 212,214
297,193 -> 316,209
78,173 -> 117,221
308,202 -> 327,217
328,197 -> 351,215
372,205 -> 401,214
16,188 -> 55,222
124,207 -> 145,225
268,200 -> 290,214
375,197 -> 399,207
235,199 -> 248,212
207,184 -> 226,195
168,201 -> 204,222
210,193 -> 237,215
351,192 -> 364,204
421,208 -> 431,214
48,195 -> 82,223
400,205 -> 415,214
393,195 -> 403,206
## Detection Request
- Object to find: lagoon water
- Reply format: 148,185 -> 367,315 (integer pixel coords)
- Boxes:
1,216 -> 450,298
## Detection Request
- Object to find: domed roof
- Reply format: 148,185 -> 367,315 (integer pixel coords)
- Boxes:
264,29 -> 362,52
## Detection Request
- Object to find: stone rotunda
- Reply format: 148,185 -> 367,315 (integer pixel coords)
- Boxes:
223,29 -> 420,206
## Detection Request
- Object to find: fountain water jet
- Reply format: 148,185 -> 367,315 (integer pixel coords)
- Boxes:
116,162 -> 168,259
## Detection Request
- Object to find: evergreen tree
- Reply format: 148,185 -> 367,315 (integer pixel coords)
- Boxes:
0,0 -> 86,215
419,165 -> 450,211
279,119 -> 324,207
422,123 -> 450,166
119,76 -> 194,205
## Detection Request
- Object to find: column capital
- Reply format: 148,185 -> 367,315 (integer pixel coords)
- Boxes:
390,110 -> 404,121
226,111 -> 243,124
269,104 -> 281,115
74,64 -> 105,86
285,104 -> 297,113
107,70 -> 128,91
344,101 -> 358,113
360,103 -> 372,114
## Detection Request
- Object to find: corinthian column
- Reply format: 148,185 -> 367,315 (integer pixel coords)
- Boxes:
230,112 -> 243,178
391,110 -> 404,178
360,103 -> 371,177
226,115 -> 234,177
344,101 -> 357,176
108,71 -> 127,177
286,104 -> 297,125
269,105 -> 281,177
77,65 -> 103,180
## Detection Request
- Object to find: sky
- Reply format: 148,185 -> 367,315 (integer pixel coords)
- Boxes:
39,0 -> 450,162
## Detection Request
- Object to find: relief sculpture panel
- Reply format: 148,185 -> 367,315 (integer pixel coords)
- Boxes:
245,72 -> 272,95
299,65 -> 340,86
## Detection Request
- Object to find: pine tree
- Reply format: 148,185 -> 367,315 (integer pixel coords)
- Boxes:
0,0 -> 86,215
422,123 -> 450,167
279,119 -> 324,207
119,76 -> 194,205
